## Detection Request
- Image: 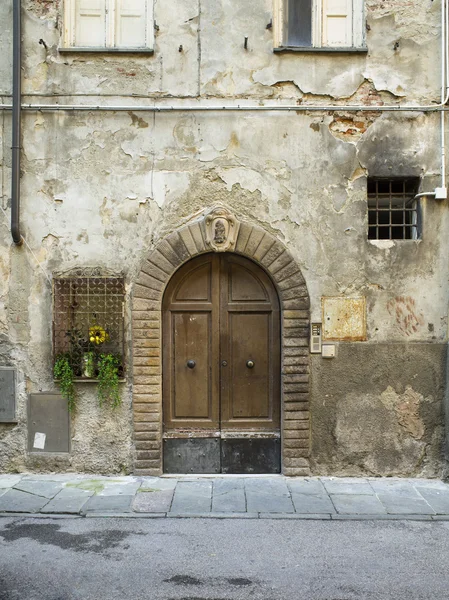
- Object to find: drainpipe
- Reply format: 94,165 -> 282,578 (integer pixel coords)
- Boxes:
11,0 -> 23,245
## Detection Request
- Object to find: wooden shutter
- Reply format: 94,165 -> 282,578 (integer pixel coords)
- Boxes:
74,0 -> 106,47
115,0 -> 150,47
322,0 -> 352,47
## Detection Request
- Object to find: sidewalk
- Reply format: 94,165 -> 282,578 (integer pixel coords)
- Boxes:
1,474 -> 449,520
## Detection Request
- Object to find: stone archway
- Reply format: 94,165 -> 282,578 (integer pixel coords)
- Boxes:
132,207 -> 310,476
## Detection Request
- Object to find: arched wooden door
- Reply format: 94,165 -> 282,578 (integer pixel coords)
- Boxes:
162,253 -> 281,473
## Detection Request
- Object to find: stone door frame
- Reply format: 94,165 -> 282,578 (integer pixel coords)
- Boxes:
132,207 -> 310,476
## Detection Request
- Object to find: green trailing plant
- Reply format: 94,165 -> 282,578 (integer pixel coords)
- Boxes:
54,355 -> 76,411
97,353 -> 121,408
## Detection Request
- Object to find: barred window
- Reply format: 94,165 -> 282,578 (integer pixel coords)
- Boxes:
368,178 -> 421,241
53,276 -> 125,379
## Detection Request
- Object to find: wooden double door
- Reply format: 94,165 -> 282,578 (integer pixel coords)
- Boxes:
162,253 -> 281,473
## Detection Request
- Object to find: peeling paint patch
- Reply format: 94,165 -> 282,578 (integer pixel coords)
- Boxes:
369,239 -> 395,249
329,112 -> 377,143
380,385 -> 426,439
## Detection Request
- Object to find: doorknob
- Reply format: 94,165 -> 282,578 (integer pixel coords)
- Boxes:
246,360 -> 255,369
221,360 -> 228,367
186,360 -> 196,369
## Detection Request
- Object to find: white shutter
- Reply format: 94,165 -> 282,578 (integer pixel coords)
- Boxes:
322,0 -> 352,47
115,0 -> 149,47
75,0 -> 106,47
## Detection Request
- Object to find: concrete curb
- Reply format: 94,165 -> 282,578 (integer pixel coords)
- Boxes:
1,511 -> 448,521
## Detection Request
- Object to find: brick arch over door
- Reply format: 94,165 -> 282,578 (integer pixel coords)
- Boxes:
132,213 -> 310,476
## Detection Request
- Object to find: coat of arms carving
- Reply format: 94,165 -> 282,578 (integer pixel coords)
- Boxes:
204,207 -> 240,252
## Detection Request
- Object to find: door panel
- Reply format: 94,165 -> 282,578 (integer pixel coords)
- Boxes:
220,255 -> 280,431
163,254 -> 220,431
173,312 -> 212,420
224,312 -> 270,421
174,262 -> 212,302
163,252 -> 281,473
229,263 -> 268,302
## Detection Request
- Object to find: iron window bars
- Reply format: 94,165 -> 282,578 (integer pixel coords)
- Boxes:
53,276 -> 125,379
368,178 -> 421,240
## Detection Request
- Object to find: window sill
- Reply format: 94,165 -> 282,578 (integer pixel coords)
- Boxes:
54,378 -> 126,383
58,47 -> 154,55
274,46 -> 368,54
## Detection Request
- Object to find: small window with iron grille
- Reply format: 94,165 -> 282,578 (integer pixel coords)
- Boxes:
53,276 -> 125,379
368,178 -> 421,240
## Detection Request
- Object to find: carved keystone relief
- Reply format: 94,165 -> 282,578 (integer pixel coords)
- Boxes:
205,208 -> 240,252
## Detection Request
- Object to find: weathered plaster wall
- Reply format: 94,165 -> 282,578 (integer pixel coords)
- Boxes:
311,344 -> 447,477
0,0 -> 448,475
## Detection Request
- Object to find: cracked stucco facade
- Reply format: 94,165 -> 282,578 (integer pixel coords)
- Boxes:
0,0 -> 448,477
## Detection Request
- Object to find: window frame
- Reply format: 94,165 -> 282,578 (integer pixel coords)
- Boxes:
367,178 -> 422,241
52,275 -> 126,381
273,0 -> 366,52
61,0 -> 154,53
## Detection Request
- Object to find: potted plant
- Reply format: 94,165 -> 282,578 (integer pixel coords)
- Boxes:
53,354 -> 76,411
97,353 -> 122,408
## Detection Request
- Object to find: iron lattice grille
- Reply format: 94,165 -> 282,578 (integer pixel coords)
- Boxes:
53,277 -> 125,378
368,178 -> 421,240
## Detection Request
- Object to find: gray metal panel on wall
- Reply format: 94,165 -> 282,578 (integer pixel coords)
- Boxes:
163,438 -> 220,473
28,393 -> 70,453
0,368 -> 16,422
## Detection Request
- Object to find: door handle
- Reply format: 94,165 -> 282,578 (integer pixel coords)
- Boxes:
221,360 -> 228,367
246,360 -> 255,369
186,360 -> 196,369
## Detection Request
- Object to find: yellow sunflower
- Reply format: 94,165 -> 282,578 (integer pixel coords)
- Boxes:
89,325 -> 109,345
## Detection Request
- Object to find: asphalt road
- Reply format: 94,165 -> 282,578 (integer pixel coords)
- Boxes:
0,517 -> 448,600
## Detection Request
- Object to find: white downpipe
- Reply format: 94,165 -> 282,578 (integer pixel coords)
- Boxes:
441,0 -> 449,187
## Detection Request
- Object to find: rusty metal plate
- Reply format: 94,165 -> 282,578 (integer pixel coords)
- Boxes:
0,368 -> 16,422
163,438 -> 220,474
322,297 -> 367,341
221,438 -> 281,474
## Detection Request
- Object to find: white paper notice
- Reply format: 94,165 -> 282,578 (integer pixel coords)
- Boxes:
33,432 -> 46,450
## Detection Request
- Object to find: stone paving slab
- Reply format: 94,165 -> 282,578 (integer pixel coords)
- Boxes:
330,493 -> 387,515
377,493 -> 435,515
140,477 -> 178,491
170,481 -> 213,514
323,480 -> 374,495
41,488 -> 93,514
0,474 -> 448,520
0,475 -> 22,489
97,482 -> 141,496
0,489 -> 50,513
369,480 -> 421,497
13,480 -> 63,499
133,489 -> 174,513
291,492 -> 336,514
212,479 -> 246,512
83,494 -> 133,514
414,487 -> 449,514
245,484 -> 294,513
287,479 -> 327,496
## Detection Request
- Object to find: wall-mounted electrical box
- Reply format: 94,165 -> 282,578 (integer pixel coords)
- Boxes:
310,323 -> 322,353
0,368 -> 16,423
28,393 -> 70,453
322,344 -> 336,358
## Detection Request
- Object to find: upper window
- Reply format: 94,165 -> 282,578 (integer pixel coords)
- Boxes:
62,0 -> 154,51
274,0 -> 365,50
368,178 -> 421,241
